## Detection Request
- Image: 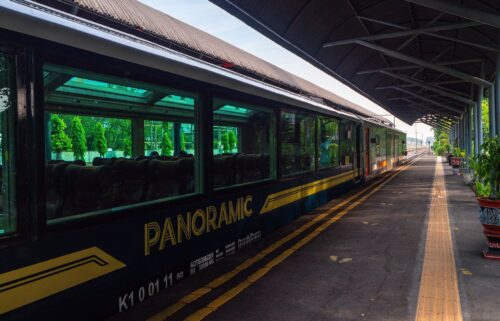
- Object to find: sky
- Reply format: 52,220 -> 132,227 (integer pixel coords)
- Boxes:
139,0 -> 433,141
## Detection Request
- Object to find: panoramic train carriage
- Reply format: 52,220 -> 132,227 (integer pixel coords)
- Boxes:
0,1 -> 405,320
362,119 -> 406,179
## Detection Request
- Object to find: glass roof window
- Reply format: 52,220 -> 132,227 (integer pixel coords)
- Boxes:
43,64 -> 198,112
215,105 -> 253,117
155,95 -> 195,109
55,77 -> 151,104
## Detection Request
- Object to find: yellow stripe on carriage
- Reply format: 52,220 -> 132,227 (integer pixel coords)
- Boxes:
260,170 -> 356,214
0,247 -> 126,314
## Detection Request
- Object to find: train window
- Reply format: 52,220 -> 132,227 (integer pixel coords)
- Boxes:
144,120 -> 174,156
43,63 -> 199,220
213,98 -> 275,188
317,116 -> 339,169
339,121 -> 354,168
213,125 -> 239,154
280,110 -> 315,176
0,52 -> 16,235
47,113 -> 133,162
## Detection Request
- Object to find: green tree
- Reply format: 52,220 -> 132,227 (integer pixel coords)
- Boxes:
70,116 -> 87,161
482,98 -> 489,138
50,114 -> 72,159
221,132 -> 229,153
161,133 -> 173,156
431,129 -> 450,156
180,130 -> 186,152
123,137 -> 132,158
94,122 -> 108,157
228,130 -> 237,152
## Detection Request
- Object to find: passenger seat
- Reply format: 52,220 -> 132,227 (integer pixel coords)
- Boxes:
61,165 -> 113,216
146,159 -> 181,200
111,158 -> 148,206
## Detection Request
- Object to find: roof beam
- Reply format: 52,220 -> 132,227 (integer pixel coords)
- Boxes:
353,41 -> 492,87
386,92 -> 466,103
378,70 -> 476,105
357,59 -> 482,75
405,0 -> 500,30
423,119 -> 452,131
357,16 -> 409,30
377,79 -> 467,89
426,116 -> 453,129
344,0 -> 391,68
392,87 -> 465,114
323,21 -> 481,47
418,113 -> 454,128
357,14 -> 496,52
423,32 -> 498,52
399,98 -> 461,119
411,46 -> 451,80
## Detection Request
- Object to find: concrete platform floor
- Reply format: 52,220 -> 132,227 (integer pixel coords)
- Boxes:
109,155 -> 500,321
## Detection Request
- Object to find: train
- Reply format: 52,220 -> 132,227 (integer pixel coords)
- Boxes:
0,1 -> 406,320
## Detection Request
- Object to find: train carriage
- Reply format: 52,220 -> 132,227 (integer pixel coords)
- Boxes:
0,1 -> 406,320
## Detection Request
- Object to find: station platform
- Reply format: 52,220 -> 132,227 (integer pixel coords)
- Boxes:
109,155 -> 499,321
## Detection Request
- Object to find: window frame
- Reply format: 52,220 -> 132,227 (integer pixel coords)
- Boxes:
279,108 -> 317,178
39,57 -> 205,228
0,48 -> 18,239
211,96 -> 277,190
316,115 -> 341,171
0,45 -> 43,247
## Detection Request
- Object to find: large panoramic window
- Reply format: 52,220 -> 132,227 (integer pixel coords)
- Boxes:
0,52 -> 16,235
339,120 -> 354,168
317,116 -> 339,169
43,63 -> 198,220
280,110 -> 315,176
213,98 -> 275,188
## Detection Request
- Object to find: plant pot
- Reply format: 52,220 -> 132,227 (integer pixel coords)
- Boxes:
450,157 -> 462,168
446,153 -> 453,165
478,198 -> 500,260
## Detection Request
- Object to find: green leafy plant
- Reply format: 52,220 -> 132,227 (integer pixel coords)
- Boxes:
227,130 -> 237,152
221,132 -> 229,153
470,138 -> 500,200
452,146 -> 465,158
161,133 -> 173,156
180,130 -> 186,152
94,122 -> 108,157
70,116 -> 87,161
432,129 -> 450,156
50,114 -> 72,159
123,137 -> 132,158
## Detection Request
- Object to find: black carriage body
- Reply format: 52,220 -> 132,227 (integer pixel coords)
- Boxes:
0,2 -> 405,320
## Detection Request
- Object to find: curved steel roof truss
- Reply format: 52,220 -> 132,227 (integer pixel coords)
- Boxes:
211,0 -> 500,128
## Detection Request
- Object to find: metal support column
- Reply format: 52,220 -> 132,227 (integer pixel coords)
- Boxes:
466,106 -> 472,158
475,63 -> 484,153
458,119 -> 463,150
490,85 -> 496,138
496,49 -> 500,137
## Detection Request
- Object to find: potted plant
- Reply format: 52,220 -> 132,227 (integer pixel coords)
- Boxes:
470,138 -> 500,260
450,146 -> 465,168
446,152 -> 453,165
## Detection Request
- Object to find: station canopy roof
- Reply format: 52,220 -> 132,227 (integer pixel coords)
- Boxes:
210,0 -> 500,130
33,0 -> 393,125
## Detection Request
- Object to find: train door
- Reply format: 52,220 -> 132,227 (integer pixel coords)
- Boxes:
364,127 -> 370,177
386,132 -> 393,170
355,124 -> 361,177
394,134 -> 399,165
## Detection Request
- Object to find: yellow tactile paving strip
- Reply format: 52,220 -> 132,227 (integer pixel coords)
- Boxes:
415,158 -> 462,321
